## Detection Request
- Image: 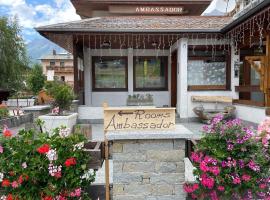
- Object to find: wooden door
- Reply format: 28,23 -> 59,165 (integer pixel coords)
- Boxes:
171,51 -> 177,107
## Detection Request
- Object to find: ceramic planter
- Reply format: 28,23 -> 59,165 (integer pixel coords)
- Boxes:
39,113 -> 78,133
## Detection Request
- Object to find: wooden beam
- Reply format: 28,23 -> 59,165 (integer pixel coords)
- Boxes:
235,85 -> 261,92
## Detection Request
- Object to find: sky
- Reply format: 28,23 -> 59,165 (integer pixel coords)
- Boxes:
0,0 -> 236,43
0,0 -> 80,43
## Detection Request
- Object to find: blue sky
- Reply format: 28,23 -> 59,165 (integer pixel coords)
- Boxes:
0,0 -> 235,43
0,0 -> 80,43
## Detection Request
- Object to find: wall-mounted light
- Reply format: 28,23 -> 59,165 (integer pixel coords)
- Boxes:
101,41 -> 111,48
151,41 -> 158,47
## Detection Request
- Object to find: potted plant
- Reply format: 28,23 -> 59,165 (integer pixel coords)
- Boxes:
0,125 -> 95,199
39,81 -> 77,134
184,115 -> 270,199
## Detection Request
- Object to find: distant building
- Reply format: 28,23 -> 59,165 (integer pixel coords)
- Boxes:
40,50 -> 74,87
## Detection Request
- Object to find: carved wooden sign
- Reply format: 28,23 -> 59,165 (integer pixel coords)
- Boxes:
109,5 -> 185,15
104,107 -> 176,131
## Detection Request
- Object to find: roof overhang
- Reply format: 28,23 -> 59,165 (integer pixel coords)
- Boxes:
71,0 -> 212,18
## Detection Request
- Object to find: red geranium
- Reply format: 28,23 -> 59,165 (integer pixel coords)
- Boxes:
37,144 -> 50,154
7,194 -> 13,200
2,179 -> 10,187
3,129 -> 12,137
65,157 -> 76,167
42,196 -> 53,200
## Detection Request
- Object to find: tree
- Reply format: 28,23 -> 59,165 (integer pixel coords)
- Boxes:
0,16 -> 28,92
27,64 -> 46,95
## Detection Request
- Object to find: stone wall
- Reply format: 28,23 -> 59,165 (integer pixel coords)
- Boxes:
111,139 -> 186,200
0,113 -> 33,128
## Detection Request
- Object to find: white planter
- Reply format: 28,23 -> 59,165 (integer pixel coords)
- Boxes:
38,113 -> 78,134
6,99 -> 35,107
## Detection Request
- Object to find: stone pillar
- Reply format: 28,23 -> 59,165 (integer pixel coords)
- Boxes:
128,48 -> 133,95
177,38 -> 188,118
107,126 -> 193,200
84,47 -> 92,106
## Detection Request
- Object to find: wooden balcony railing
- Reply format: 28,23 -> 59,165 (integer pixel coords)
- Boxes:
46,66 -> 74,73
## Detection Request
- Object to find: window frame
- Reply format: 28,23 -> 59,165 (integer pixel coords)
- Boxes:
60,61 -> 65,67
187,46 -> 231,91
133,56 -> 168,91
92,56 -> 128,92
50,61 -> 55,67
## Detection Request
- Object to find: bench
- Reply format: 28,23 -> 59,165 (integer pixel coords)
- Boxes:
191,96 -> 235,124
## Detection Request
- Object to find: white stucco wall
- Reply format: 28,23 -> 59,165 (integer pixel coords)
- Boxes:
82,41 -> 265,124
84,48 -> 171,107
235,104 -> 266,124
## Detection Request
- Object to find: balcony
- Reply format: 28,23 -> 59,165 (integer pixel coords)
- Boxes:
46,66 -> 74,73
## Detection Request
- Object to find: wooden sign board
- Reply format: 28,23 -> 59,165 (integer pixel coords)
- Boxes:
104,107 -> 176,131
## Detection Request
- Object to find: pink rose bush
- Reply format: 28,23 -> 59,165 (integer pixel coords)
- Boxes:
184,115 -> 270,199
0,126 -> 95,199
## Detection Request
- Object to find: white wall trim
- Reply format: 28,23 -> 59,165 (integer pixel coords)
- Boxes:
177,38 -> 188,118
84,47 -> 92,106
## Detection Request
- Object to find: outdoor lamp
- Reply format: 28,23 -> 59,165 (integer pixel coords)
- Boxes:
101,41 -> 111,48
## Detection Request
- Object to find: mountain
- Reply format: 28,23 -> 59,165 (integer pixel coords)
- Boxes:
26,35 -> 67,64
203,9 -> 226,16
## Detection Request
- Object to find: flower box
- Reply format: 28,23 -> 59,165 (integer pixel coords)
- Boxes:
84,141 -> 104,170
39,113 -> 78,133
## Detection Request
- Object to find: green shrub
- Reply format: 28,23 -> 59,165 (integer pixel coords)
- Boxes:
0,108 -> 9,119
184,115 -> 270,199
45,81 -> 75,114
0,126 -> 95,199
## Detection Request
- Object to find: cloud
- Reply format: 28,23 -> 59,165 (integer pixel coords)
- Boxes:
0,0 -> 80,29
204,0 -> 236,14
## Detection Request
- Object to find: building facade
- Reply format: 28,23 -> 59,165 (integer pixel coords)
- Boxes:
40,50 -> 75,87
36,0 -> 270,123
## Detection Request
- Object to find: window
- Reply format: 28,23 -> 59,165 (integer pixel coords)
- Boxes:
61,76 -> 65,82
50,61 -> 55,67
92,57 -> 127,91
187,46 -> 230,90
60,61 -> 65,67
134,57 -> 168,91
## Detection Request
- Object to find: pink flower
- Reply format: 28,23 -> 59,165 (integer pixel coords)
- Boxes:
11,181 -> 19,188
210,190 -> 219,200
22,162 -> 27,169
221,161 -> 227,168
201,174 -> 215,189
233,176 -> 241,185
0,145 -> 3,153
70,188 -> 81,197
242,174 -> 251,182
217,186 -> 225,191
247,160 -> 260,172
191,193 -> 197,199
191,152 -> 202,163
183,184 -> 199,193
259,183 -> 267,189
200,161 -> 209,172
210,166 -> 220,176
52,107 -> 60,114
227,143 -> 234,151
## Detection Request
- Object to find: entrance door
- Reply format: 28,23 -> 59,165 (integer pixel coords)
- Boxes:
171,51 -> 177,107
